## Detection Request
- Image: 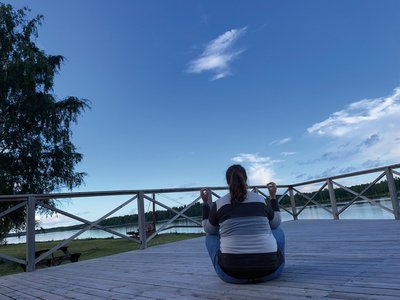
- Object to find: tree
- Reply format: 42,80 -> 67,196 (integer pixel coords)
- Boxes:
0,3 -> 89,241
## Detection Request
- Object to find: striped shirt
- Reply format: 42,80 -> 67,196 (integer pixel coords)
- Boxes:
202,191 -> 282,278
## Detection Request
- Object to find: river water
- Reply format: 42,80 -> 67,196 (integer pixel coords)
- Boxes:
5,199 -> 395,244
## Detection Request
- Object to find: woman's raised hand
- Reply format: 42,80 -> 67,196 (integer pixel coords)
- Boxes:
200,188 -> 210,203
267,182 -> 277,199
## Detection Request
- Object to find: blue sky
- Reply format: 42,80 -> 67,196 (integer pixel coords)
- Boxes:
4,1 -> 400,225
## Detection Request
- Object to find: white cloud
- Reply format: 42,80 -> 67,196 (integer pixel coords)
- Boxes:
187,27 -> 247,80
308,88 -> 400,137
271,137 -> 292,145
281,151 -> 296,156
306,87 -> 400,168
232,153 -> 280,185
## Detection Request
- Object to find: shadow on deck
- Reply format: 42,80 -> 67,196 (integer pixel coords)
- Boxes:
0,220 -> 399,300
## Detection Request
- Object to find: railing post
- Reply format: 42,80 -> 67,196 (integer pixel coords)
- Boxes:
289,186 -> 298,220
385,168 -> 399,220
152,193 -> 157,229
137,191 -> 147,249
26,196 -> 36,272
327,179 -> 339,220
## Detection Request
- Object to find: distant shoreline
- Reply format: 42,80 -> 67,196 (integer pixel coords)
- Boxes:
6,216 -> 203,238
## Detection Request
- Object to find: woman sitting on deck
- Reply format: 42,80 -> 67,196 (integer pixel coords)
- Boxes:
201,164 -> 285,284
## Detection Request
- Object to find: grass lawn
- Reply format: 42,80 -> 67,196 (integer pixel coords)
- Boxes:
0,233 -> 203,276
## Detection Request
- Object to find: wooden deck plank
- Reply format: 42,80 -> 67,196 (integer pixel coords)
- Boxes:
0,220 -> 399,299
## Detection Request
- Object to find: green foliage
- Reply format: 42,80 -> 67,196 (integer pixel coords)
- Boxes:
98,202 -> 203,227
0,3 -> 89,239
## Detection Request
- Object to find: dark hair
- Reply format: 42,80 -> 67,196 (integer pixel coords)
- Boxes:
226,164 -> 248,205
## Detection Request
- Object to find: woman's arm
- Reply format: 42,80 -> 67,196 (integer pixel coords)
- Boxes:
201,188 -> 219,235
267,182 -> 281,229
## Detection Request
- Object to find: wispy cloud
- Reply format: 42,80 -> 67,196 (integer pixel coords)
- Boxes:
298,165 -> 358,182
300,133 -> 381,165
281,151 -> 296,156
306,87 -> 400,170
231,153 -> 280,185
187,27 -> 247,80
308,88 -> 400,137
271,137 -> 292,145
362,159 -> 382,169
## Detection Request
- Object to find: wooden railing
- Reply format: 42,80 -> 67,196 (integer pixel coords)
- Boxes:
283,164 -> 400,221
0,164 -> 399,271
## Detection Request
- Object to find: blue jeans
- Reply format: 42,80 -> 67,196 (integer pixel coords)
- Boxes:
205,228 -> 285,284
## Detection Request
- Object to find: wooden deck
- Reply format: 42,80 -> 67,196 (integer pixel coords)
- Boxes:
0,220 -> 399,299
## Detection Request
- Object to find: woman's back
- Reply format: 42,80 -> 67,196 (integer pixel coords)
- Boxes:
201,164 -> 285,283
214,191 -> 280,254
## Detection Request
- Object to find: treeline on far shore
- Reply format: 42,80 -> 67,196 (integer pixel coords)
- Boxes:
280,177 -> 400,207
30,177 -> 399,234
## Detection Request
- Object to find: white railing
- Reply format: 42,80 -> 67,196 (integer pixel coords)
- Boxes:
0,164 -> 399,272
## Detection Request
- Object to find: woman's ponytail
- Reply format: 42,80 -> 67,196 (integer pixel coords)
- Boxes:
226,164 -> 248,205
